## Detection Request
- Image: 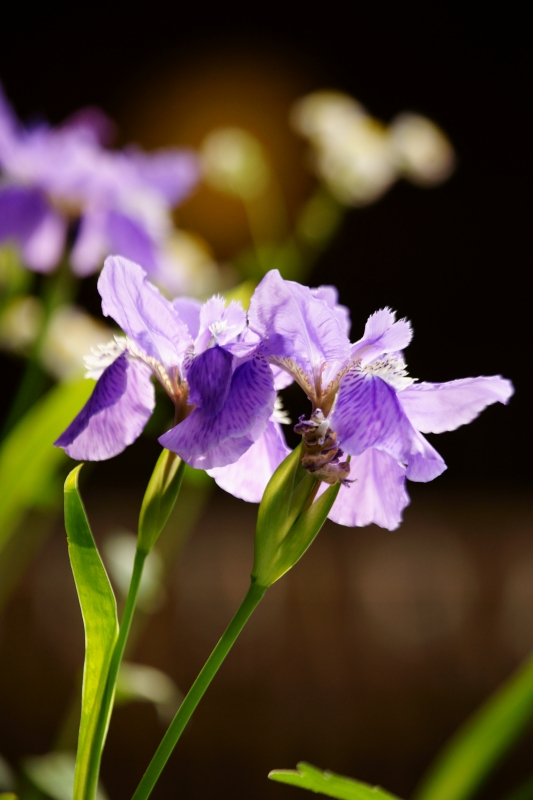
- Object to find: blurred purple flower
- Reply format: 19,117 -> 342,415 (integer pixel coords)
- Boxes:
0,85 -> 199,282
216,270 -> 513,530
55,256 -> 276,469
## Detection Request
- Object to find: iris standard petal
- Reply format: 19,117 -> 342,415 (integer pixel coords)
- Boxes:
195,296 -> 246,352
326,448 -> 410,530
172,297 -> 202,339
331,370 -> 407,459
249,269 -> 351,388
207,419 -> 291,502
398,376 -> 514,434
55,353 -> 155,460
311,285 -> 351,337
159,355 -> 276,469
351,307 -> 412,364
98,256 -> 191,369
187,345 -> 233,415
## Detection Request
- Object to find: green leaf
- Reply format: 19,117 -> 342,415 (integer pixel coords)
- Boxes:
65,466 -> 118,800
253,445 -> 340,587
0,377 -> 94,557
268,762 -> 402,799
23,752 -> 108,800
0,794 -> 18,800
414,651 -> 533,800
138,450 -> 185,554
115,661 -> 182,722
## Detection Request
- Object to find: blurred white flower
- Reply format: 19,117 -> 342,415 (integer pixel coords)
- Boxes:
292,90 -> 455,206
201,127 -> 271,200
40,305 -> 112,381
389,112 -> 456,186
0,295 -> 44,353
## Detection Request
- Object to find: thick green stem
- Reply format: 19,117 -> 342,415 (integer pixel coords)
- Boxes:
84,547 -> 148,800
131,580 -> 267,800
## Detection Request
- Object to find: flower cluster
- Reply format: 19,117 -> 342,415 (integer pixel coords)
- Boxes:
0,86 -> 198,290
56,259 -> 513,530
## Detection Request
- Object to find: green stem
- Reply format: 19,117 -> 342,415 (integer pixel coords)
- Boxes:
85,547 -> 148,800
131,580 -> 267,800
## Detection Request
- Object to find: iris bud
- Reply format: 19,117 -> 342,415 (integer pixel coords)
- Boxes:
252,444 -> 340,588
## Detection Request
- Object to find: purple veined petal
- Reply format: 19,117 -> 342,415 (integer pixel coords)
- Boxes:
106,210 -> 160,277
98,256 -> 192,369
22,205 -> 67,272
159,354 -> 276,469
351,307 -> 412,365
55,353 -> 155,461
248,269 -> 351,389
195,296 -> 247,353
208,419 -> 291,502
405,428 -> 447,482
187,345 -> 233,415
331,370 -> 407,461
311,285 -> 351,337
172,297 -> 202,339
398,375 -> 514,434
70,209 -> 109,276
323,448 -> 410,530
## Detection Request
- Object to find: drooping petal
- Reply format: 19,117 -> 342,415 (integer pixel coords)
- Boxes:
70,210 -> 109,276
398,376 -> 514,434
248,269 -> 351,389
325,448 -> 410,530
331,370 -> 407,460
187,345 -> 233,415
351,307 -> 412,364
159,354 -> 276,469
55,353 -> 155,460
405,429 -> 447,482
98,256 -> 192,369
21,206 -> 67,273
311,285 -> 351,337
208,419 -> 291,502
172,297 -> 202,339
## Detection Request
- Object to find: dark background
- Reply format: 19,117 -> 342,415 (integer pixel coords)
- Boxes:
0,4 -> 531,800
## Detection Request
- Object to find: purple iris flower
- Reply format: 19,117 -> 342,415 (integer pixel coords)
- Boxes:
0,85 -> 198,283
214,269 -> 513,530
55,256 -> 276,469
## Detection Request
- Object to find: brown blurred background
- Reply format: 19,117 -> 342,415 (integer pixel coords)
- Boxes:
0,2 -> 531,799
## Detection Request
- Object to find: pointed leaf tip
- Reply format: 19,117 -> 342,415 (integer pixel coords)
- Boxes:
268,762 -> 402,800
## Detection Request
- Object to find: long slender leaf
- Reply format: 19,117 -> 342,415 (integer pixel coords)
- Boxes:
269,762 -> 401,799
65,466 -> 118,800
414,652 -> 533,800
0,377 -> 94,555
